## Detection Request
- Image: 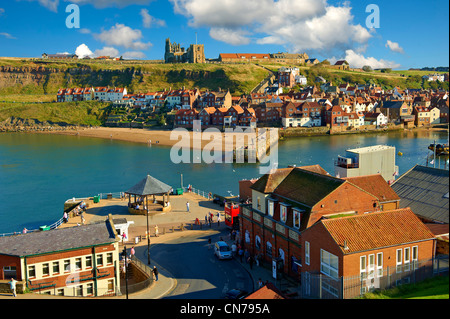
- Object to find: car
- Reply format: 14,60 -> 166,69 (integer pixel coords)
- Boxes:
224,289 -> 249,299
214,241 -> 232,260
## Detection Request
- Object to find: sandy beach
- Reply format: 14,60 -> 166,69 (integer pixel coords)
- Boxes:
43,126 -> 268,151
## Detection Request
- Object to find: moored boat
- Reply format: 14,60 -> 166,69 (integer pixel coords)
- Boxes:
428,143 -> 449,155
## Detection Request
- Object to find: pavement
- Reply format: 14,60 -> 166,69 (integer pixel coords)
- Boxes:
1,191 -> 299,299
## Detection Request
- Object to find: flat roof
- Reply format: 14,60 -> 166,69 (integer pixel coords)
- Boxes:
347,145 -> 395,154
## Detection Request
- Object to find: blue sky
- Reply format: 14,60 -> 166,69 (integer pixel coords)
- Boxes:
0,0 -> 448,69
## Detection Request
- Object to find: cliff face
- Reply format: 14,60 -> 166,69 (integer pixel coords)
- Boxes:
0,61 -> 264,95
0,65 -> 143,94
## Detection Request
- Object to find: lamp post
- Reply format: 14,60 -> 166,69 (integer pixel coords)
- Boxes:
147,203 -> 151,265
122,246 -> 129,299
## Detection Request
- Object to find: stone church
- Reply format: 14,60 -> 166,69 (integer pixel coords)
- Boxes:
164,38 -> 206,64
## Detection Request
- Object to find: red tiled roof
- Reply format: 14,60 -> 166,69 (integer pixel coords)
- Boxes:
321,208 -> 435,254
343,174 -> 400,203
245,283 -> 287,299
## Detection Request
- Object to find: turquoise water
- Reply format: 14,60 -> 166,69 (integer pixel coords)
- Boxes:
0,130 -> 447,234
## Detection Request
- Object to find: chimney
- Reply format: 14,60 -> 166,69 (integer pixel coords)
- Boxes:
344,240 -> 349,251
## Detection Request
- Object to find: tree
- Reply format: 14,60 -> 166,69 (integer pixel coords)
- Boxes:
362,65 -> 373,72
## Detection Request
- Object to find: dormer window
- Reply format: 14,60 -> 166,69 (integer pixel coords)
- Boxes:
279,203 -> 290,223
267,200 -> 274,217
293,208 -> 304,229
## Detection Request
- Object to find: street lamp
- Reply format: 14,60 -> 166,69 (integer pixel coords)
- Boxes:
122,246 -> 129,299
147,205 -> 151,265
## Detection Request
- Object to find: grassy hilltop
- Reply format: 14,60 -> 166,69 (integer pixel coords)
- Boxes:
0,57 -> 269,96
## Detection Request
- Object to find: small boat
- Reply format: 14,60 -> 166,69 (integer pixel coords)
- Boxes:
428,143 -> 449,156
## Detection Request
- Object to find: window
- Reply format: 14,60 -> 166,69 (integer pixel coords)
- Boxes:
360,256 -> 367,279
320,249 -> 338,279
74,258 -> 82,271
107,253 -> 113,264
266,242 -> 273,258
107,279 -> 114,292
52,262 -> 60,274
42,263 -> 50,276
86,256 -> 92,268
28,265 -> 36,278
64,259 -> 71,273
280,204 -> 287,223
368,254 -> 375,279
97,254 -> 103,267
267,200 -> 274,216
404,247 -> 411,271
305,241 -> 310,265
377,253 -> 383,277
412,246 -> 418,270
293,209 -> 302,229
396,249 -> 402,273
75,285 -> 83,297
86,283 -> 93,295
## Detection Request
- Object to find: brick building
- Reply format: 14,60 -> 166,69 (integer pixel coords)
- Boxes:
300,208 -> 435,298
239,166 -> 385,277
0,216 -> 121,297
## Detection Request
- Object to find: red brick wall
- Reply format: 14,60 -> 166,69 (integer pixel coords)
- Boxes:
0,255 -> 22,280
301,222 -> 436,278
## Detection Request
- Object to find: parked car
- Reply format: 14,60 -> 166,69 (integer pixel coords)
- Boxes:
224,289 -> 249,299
214,241 -> 232,260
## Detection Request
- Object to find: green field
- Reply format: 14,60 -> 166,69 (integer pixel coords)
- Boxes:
0,100 -> 110,126
360,275 -> 449,299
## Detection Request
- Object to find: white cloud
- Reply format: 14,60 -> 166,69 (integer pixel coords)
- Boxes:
140,9 -> 166,28
94,47 -> 120,58
169,0 -> 372,54
334,49 -> 401,69
75,44 -> 93,58
0,32 -> 17,39
19,0 -> 59,12
209,28 -> 251,46
79,28 -> 91,34
94,23 -> 152,50
385,40 -> 404,54
67,0 -> 153,8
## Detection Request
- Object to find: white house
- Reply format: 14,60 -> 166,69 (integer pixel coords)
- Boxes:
295,74 -> 308,86
364,112 -> 388,127
107,88 -> 127,101
429,106 -> 441,124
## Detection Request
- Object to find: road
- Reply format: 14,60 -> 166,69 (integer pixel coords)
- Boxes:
149,229 -> 254,299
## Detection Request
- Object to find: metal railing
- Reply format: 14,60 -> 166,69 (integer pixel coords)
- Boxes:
299,254 -> 449,299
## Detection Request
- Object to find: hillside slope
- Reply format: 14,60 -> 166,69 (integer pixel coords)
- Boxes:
0,58 -> 269,96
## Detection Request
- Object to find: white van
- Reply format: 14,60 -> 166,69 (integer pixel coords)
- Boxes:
214,241 -> 232,260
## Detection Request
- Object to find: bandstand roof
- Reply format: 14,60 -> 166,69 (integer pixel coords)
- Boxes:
125,175 -> 172,196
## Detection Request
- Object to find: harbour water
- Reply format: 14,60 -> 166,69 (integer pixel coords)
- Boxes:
0,129 -> 447,234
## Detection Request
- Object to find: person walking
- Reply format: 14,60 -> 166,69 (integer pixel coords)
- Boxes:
9,278 -> 17,297
130,246 -> 135,258
238,247 -> 244,262
186,201 -> 190,212
153,266 -> 159,281
217,214 -> 221,227
155,225 -> 159,237
248,255 -> 254,270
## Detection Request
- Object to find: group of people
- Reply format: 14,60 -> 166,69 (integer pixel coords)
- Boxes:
204,211 -> 221,227
63,201 -> 87,225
